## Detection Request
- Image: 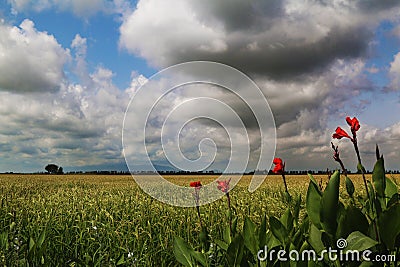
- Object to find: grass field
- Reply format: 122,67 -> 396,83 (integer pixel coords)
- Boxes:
0,173 -> 398,266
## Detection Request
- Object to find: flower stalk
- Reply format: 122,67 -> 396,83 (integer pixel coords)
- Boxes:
217,178 -> 232,234
273,158 -> 291,201
190,181 -> 203,227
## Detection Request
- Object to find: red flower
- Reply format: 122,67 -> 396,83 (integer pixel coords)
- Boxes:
190,181 -> 202,188
217,178 -> 231,193
332,127 -> 352,140
272,158 -> 285,174
346,116 -> 360,134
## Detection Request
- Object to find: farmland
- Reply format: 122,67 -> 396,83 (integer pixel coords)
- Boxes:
0,174 -> 398,266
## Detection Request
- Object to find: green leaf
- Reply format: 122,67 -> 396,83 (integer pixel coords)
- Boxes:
372,157 -> 386,198
214,239 -> 228,251
258,215 -> 267,247
173,236 -> 194,267
190,251 -> 207,266
269,216 -> 288,246
266,230 -> 281,249
116,254 -> 125,265
320,170 -> 340,235
29,237 -> 35,252
308,224 -> 325,254
280,207 -> 294,233
308,173 -> 320,190
345,176 -> 355,197
378,204 -> 400,250
199,227 -> 209,250
243,217 -> 258,255
344,231 -> 378,252
336,206 -> 368,239
357,163 -> 366,174
223,224 -> 231,244
385,177 -> 398,201
37,228 -> 46,248
306,179 -> 322,227
293,195 -> 302,227
227,234 -> 244,267
387,193 -> 399,208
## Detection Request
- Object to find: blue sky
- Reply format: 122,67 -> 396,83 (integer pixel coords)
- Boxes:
0,0 -> 400,173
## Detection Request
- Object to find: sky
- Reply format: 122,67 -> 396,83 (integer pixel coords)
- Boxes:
0,0 -> 400,173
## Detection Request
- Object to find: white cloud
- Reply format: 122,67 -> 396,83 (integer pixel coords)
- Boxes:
119,0 -> 398,78
389,52 -> 400,90
0,19 -> 69,93
117,0 -> 400,171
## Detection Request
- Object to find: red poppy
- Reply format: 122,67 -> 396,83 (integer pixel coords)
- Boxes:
332,127 -> 352,140
272,158 -> 285,174
346,116 -> 360,133
217,178 -> 231,193
190,181 -> 202,188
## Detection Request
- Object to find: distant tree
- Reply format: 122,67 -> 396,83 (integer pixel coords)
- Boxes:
57,167 -> 64,174
45,164 -> 59,174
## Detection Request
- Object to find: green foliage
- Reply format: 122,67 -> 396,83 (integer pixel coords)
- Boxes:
173,154 -> 400,266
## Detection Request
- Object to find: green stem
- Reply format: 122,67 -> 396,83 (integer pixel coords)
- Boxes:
226,192 -> 232,235
281,173 -> 291,199
196,205 -> 202,228
352,137 -> 380,242
353,138 -> 369,197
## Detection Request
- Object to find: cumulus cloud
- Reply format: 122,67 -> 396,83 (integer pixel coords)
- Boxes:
0,64 -> 130,172
0,19 -> 69,93
118,0 -> 400,171
119,0 -> 400,79
389,52 -> 400,90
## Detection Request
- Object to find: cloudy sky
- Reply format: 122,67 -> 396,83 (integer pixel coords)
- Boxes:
0,0 -> 400,173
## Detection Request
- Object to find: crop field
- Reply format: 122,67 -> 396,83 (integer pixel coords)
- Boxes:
1,173 -> 397,266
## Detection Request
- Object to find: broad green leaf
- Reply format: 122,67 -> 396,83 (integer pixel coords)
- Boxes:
372,157 -> 386,198
29,237 -> 35,252
37,228 -> 46,248
306,179 -> 322,227
232,217 -> 238,235
378,204 -> 400,250
336,206 -> 368,240
320,170 -> 340,235
227,234 -> 244,267
243,217 -> 258,255
266,230 -> 281,249
190,251 -> 207,266
223,224 -> 231,244
308,224 -> 325,254
173,236 -> 194,267
258,215 -> 267,247
357,163 -> 366,174
345,176 -> 355,197
385,177 -> 398,201
308,173 -> 320,190
214,239 -> 228,251
344,231 -> 378,252
280,207 -> 294,233
387,193 -> 399,208
269,216 -> 288,246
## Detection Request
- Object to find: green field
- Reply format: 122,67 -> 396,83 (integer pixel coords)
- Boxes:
0,174 -> 398,266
